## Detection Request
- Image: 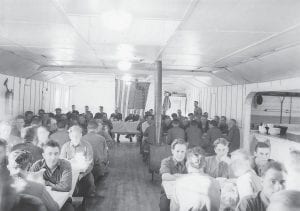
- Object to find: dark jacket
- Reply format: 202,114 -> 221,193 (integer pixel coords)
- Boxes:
227,125 -> 240,152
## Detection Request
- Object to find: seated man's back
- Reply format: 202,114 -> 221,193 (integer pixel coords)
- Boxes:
82,132 -> 108,163
21,180 -> 59,211
174,173 -> 221,211
12,142 -> 43,163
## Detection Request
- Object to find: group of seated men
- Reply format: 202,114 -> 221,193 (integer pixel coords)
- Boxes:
159,138 -> 300,211
0,105 -> 112,211
140,101 -> 240,162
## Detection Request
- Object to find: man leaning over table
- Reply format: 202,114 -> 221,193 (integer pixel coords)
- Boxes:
31,140 -> 74,211
159,139 -> 188,211
60,125 -> 96,198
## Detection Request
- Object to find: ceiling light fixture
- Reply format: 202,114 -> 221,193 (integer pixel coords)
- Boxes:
101,10 -> 132,31
118,60 -> 132,71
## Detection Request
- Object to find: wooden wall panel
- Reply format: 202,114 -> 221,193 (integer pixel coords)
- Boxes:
0,73 -> 69,119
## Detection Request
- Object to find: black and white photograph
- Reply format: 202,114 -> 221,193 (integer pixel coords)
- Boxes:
1,0 -> 300,211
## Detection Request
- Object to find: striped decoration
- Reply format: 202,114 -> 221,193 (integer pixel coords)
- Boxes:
115,79 -> 150,118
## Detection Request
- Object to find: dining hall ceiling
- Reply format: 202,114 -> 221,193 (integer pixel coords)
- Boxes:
0,0 -> 300,91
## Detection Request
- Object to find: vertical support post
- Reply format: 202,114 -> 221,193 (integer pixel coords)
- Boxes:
155,60 -> 162,144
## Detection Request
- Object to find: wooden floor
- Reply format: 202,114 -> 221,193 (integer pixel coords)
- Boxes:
86,138 -> 161,211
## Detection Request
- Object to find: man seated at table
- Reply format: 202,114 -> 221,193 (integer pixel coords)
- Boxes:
236,161 -> 286,211
159,139 -> 188,211
251,141 -> 273,177
267,190 -> 300,211
205,120 -> 223,155
185,120 -> 203,148
31,140 -> 72,191
7,149 -> 59,211
82,120 -> 108,182
173,146 -> 221,211
60,125 -> 96,197
204,138 -> 230,178
30,140 -> 73,211
166,120 -> 185,145
49,120 -> 70,147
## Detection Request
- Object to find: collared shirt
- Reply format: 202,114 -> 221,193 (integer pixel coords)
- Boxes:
12,142 -> 43,163
236,191 -> 269,211
194,106 -> 202,117
250,157 -> 274,177
60,140 -> 93,175
49,129 -> 70,147
31,159 -> 72,192
166,127 -> 185,145
82,132 -> 108,164
160,156 -> 187,175
204,156 -> 229,178
61,140 -> 93,161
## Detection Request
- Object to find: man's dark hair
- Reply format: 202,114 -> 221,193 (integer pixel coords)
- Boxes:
55,108 -> 62,111
171,138 -> 188,150
209,120 -> 218,127
255,142 -> 271,152
48,113 -> 55,118
25,111 -> 33,116
188,113 -> 194,117
9,150 -> 33,170
221,116 -> 227,120
230,119 -> 237,124
171,113 -> 178,118
57,120 -> 67,129
261,161 -> 286,177
44,140 -> 60,151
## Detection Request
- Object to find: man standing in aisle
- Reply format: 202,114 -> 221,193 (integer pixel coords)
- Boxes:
194,101 -> 202,118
